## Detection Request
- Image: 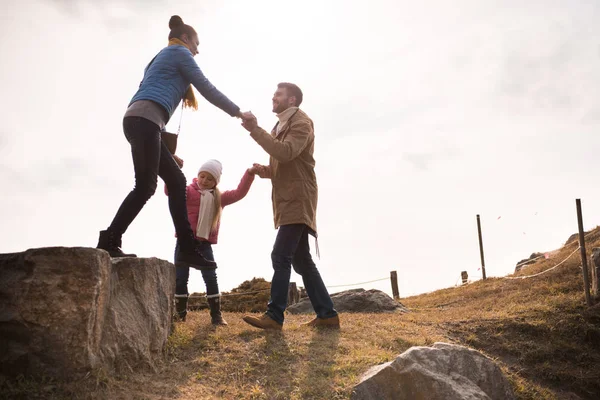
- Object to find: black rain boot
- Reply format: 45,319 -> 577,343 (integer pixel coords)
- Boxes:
207,296 -> 227,326
174,294 -> 188,322
175,233 -> 217,269
96,230 -> 137,258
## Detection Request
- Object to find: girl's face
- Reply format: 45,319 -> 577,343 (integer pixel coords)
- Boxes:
197,171 -> 216,189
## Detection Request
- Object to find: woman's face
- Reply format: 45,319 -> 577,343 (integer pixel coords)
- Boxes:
182,33 -> 199,56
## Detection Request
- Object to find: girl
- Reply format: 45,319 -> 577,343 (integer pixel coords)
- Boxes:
96,15 -> 247,271
168,159 -> 258,324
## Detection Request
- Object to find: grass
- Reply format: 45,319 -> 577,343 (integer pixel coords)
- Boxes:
2,230 -> 600,399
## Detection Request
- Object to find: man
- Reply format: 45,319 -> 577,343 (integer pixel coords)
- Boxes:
240,82 -> 339,330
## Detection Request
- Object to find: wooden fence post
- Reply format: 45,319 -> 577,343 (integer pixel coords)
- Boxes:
299,287 -> 307,299
288,282 -> 299,305
461,271 -> 469,285
390,271 -> 400,300
576,199 -> 592,306
476,215 -> 487,280
591,248 -> 600,300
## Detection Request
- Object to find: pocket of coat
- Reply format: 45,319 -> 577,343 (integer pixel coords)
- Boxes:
291,180 -> 309,200
276,185 -> 294,202
274,181 -> 297,202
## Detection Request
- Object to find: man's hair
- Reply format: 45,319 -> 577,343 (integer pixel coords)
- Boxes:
278,82 -> 303,107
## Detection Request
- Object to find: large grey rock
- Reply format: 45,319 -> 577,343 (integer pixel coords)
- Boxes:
99,256 -> 175,373
287,289 -> 408,314
0,247 -> 175,378
352,342 -> 515,400
514,252 -> 544,273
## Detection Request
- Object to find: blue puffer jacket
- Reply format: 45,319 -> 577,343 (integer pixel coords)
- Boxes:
129,45 -> 240,121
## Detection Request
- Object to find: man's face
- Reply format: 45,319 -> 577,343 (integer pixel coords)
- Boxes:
182,33 -> 199,56
272,87 -> 295,113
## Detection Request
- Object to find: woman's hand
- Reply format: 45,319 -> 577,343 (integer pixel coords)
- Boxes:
173,154 -> 184,168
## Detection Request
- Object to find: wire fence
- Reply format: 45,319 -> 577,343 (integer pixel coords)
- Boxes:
187,276 -> 390,299
183,200 -> 599,307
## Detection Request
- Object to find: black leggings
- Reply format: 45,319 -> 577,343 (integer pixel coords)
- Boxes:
108,117 -> 194,241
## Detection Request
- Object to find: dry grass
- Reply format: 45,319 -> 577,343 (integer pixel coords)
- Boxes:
0,313 -> 438,400
2,229 -> 600,399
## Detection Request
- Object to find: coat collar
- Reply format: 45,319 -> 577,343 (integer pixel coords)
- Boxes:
272,108 -> 300,138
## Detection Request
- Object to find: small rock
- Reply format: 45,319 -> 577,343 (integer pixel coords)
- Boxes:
287,289 -> 408,314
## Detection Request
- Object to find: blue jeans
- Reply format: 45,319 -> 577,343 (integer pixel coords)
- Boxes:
174,241 -> 219,296
266,224 -> 338,324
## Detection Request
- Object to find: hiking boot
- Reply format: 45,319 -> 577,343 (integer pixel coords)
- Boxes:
176,235 -> 217,269
96,230 -> 137,258
242,314 -> 282,331
174,294 -> 188,322
207,296 -> 228,326
302,315 -> 340,329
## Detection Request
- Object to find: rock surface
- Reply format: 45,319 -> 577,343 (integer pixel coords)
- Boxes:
351,342 -> 515,400
0,247 -> 175,378
514,252 -> 544,273
287,289 -> 408,314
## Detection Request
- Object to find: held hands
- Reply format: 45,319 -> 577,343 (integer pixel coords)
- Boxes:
249,163 -> 269,178
240,111 -> 258,132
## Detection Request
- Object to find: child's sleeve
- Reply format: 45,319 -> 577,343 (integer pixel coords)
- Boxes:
221,170 -> 255,207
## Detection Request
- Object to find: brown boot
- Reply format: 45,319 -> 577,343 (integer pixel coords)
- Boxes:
302,315 -> 340,329
207,296 -> 228,326
242,314 -> 282,331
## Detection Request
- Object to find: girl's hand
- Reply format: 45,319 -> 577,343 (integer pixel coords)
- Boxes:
250,163 -> 269,178
248,165 -> 259,175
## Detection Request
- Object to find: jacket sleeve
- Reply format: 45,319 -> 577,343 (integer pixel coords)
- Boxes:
260,165 -> 272,179
249,119 -> 312,163
176,49 -> 240,117
220,170 -> 255,207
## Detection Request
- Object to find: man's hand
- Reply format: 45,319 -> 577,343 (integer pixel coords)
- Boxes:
251,163 -> 269,178
241,111 -> 258,132
173,154 -> 184,168
239,111 -> 254,120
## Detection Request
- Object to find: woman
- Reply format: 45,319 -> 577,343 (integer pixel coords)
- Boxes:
97,15 -> 244,269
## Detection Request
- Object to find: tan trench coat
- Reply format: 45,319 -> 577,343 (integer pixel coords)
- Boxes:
249,108 -> 318,234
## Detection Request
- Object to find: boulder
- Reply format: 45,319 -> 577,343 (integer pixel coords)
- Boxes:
514,252 -> 546,273
286,289 -> 408,314
565,233 -> 579,246
351,342 -> 515,400
0,247 -> 175,378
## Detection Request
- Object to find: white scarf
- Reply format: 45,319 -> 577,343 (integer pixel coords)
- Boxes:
276,106 -> 299,135
196,189 -> 215,240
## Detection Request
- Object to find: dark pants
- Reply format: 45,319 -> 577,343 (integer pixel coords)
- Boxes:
108,117 -> 195,241
174,241 -> 219,296
266,224 -> 338,324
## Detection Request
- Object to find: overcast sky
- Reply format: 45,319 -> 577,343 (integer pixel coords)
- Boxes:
2,0 -> 600,297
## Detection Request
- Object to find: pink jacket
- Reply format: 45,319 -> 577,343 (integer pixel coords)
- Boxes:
165,170 -> 255,244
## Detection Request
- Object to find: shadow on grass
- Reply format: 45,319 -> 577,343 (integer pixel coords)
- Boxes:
298,328 -> 341,399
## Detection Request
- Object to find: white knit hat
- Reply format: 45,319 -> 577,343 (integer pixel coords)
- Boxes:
198,159 -> 223,184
